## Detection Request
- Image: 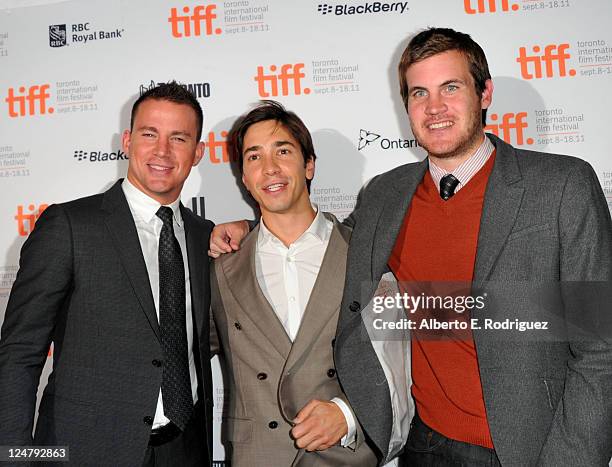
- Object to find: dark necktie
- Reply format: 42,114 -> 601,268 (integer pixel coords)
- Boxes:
440,174 -> 460,200
156,206 -> 193,430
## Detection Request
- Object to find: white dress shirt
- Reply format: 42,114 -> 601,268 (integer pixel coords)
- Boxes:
122,179 -> 198,429
255,207 -> 357,447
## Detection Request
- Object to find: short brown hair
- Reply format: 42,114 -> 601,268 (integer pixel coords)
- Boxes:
398,28 -> 491,124
228,100 -> 316,191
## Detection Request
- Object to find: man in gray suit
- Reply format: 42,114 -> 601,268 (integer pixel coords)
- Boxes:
0,82 -> 214,466
210,101 -> 376,466
210,29 -> 612,466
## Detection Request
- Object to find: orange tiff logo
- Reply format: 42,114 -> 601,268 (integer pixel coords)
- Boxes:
516,44 -> 575,79
15,204 -> 49,236
205,131 -> 230,163
464,0 -> 519,13
5,84 -> 54,118
485,112 -> 533,146
168,5 -> 222,38
254,64 -> 310,97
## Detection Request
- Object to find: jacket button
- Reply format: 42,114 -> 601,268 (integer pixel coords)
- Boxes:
143,416 -> 153,425
257,372 -> 267,380
349,301 -> 360,312
152,359 -> 162,367
234,322 -> 242,330
327,368 -> 336,378
268,421 -> 278,429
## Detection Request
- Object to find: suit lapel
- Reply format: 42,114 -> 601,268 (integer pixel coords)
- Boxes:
283,217 -> 350,373
371,159 -> 428,281
182,205 -> 205,342
220,226 -> 292,359
473,134 -> 525,282
102,180 -> 160,340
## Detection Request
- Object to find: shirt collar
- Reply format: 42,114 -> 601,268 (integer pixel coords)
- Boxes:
258,204 -> 330,249
122,178 -> 183,227
428,135 -> 494,192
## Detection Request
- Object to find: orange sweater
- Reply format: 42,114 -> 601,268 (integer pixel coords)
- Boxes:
388,153 -> 496,448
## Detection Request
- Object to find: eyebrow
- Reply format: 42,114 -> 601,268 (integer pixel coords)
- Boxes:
136,126 -> 192,137
243,140 -> 296,154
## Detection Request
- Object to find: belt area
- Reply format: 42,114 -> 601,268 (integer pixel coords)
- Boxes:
149,421 -> 182,446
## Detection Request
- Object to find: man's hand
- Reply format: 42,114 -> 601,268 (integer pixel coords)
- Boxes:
208,220 -> 250,258
291,399 -> 348,452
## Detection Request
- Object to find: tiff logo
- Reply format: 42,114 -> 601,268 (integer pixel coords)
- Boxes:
485,112 -> 533,145
5,85 -> 54,118
254,64 -> 310,97
517,44 -> 575,79
464,0 -> 519,13
168,5 -> 222,38
318,4 -> 333,14
190,197 -> 206,218
15,203 -> 49,236
205,131 -> 229,163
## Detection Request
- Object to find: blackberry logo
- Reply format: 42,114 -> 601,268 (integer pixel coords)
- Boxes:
74,150 -> 87,161
358,129 -> 380,150
74,149 -> 128,162
317,1 -> 409,16
49,24 -> 67,47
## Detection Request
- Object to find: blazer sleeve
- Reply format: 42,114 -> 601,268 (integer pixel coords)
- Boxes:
209,263 -> 222,358
538,160 -> 612,465
0,204 -> 74,445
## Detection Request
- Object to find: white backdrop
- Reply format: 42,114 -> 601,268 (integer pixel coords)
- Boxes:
1,0 -> 611,464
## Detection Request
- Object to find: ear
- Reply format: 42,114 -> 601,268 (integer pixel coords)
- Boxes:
121,129 -> 132,154
305,157 -> 315,180
192,141 -> 205,166
480,79 -> 493,110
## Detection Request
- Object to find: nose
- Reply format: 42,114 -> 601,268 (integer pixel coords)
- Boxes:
154,137 -> 169,157
425,92 -> 447,116
262,153 -> 280,175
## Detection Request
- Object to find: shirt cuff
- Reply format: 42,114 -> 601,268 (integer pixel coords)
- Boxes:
331,397 -> 357,448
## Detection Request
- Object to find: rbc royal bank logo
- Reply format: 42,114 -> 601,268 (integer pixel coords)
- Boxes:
49,24 -> 67,47
464,0 -> 519,13
168,5 -> 222,38
254,64 -> 310,97
517,44 -> 576,79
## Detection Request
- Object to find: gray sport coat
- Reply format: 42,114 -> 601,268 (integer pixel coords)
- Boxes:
334,133 -> 612,466
0,180 -> 214,466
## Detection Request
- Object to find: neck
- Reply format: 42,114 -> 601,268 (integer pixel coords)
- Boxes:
428,133 -> 485,173
261,204 -> 317,247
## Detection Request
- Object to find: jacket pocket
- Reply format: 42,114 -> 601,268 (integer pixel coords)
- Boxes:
225,417 -> 253,443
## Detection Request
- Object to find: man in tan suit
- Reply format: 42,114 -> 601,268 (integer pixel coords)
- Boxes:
210,101 -> 377,466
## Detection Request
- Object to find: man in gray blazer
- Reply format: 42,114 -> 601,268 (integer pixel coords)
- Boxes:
210,29 -> 612,466
210,101 -> 376,466
0,82 -> 214,466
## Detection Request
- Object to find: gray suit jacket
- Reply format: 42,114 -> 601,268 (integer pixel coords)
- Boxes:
210,214 -> 377,467
335,134 -> 612,466
0,180 -> 214,467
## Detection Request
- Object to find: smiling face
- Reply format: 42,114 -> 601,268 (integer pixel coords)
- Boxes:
122,98 -> 204,205
241,119 -> 314,219
405,50 -> 493,166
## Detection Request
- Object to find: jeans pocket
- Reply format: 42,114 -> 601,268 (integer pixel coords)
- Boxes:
406,420 -> 446,453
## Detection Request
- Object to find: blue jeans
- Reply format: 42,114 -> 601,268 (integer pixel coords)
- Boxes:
399,413 -> 501,467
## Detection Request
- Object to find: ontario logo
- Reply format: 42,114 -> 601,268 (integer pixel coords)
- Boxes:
358,129 -> 421,151
74,149 -> 128,162
317,2 -> 409,15
139,80 -> 211,99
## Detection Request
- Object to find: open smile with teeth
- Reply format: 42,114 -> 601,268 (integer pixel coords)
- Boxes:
428,121 -> 454,130
264,183 -> 287,193
149,163 -> 173,172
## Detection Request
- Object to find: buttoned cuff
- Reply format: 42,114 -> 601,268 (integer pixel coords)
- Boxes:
331,397 -> 357,448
